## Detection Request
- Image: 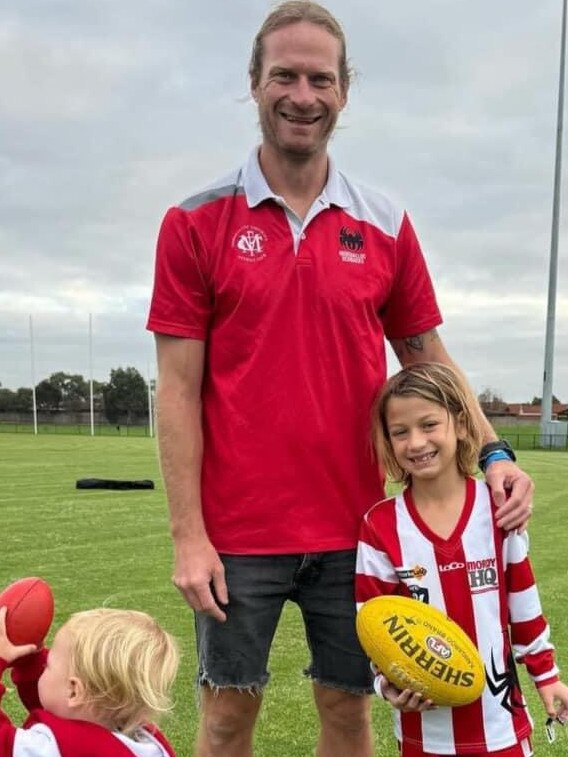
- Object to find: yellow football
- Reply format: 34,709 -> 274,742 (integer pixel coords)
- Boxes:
356,595 -> 485,706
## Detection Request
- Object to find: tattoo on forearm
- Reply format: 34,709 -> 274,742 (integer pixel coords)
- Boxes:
404,329 -> 440,354
404,335 -> 425,353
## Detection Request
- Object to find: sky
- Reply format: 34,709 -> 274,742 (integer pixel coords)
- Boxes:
1,0 -> 567,402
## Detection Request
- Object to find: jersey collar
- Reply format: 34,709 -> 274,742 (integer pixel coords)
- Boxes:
242,147 -> 350,210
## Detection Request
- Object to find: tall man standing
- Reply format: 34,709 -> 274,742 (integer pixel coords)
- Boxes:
147,3 -> 533,755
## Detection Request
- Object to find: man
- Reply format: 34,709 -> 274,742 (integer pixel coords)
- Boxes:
146,3 -> 533,755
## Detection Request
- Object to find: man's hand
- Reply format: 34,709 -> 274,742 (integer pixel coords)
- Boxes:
485,460 -> 534,531
172,536 -> 229,622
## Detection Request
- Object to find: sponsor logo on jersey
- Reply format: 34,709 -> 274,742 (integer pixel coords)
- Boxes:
338,226 -> 366,264
233,226 -> 267,262
438,557 -> 499,592
408,584 -> 430,603
339,250 -> 366,264
396,565 -> 427,580
467,557 -> 498,593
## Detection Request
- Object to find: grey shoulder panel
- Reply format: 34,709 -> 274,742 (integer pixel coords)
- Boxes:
178,170 -> 245,211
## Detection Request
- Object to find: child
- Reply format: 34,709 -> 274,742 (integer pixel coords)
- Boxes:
0,606 -> 179,756
355,362 -> 568,757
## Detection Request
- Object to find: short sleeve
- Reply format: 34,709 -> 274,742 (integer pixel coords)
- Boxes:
146,206 -> 213,340
381,212 -> 442,340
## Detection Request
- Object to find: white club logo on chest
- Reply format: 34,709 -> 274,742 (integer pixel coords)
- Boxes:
233,225 -> 268,262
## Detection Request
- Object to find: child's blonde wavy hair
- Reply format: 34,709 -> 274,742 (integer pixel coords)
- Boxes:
64,608 -> 179,736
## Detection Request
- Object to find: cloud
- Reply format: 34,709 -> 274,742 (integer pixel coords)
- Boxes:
1,0 -> 567,402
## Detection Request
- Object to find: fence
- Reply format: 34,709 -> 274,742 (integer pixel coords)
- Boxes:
1,421 -> 567,450
0,422 -> 153,437
504,432 -> 568,451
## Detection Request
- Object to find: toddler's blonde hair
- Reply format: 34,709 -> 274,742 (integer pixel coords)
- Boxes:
64,608 -> 178,736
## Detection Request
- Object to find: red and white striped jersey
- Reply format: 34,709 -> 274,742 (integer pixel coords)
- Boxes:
356,476 -> 558,755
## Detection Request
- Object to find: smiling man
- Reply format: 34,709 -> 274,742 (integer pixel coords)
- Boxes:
146,3 -> 534,756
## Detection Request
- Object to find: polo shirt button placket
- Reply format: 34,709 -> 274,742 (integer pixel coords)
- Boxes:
297,231 -> 311,266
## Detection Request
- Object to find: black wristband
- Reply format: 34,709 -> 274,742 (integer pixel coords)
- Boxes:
478,440 -> 516,472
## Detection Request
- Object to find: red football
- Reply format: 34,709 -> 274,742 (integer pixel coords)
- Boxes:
0,577 -> 54,645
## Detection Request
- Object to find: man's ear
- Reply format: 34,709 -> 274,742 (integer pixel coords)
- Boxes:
67,676 -> 87,709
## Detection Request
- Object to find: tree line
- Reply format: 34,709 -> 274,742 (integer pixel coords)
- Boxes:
0,368 -> 151,425
2,375 -> 562,427
478,388 -> 562,413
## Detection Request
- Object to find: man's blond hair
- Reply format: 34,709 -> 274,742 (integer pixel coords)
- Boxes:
64,608 -> 179,736
249,1 -> 352,92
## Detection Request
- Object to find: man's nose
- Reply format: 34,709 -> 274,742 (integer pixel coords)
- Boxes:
289,75 -> 317,107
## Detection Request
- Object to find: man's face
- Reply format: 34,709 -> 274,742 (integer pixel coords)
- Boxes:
252,21 -> 347,160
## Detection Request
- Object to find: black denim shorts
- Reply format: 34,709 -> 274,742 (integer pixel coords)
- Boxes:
195,550 -> 374,694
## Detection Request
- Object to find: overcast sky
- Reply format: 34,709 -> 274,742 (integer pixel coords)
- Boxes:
1,0 -> 567,402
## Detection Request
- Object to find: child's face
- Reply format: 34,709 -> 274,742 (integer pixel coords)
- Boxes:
385,395 -> 465,481
38,625 -> 74,717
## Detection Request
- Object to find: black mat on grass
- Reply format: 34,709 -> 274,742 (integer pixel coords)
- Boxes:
76,479 -> 155,490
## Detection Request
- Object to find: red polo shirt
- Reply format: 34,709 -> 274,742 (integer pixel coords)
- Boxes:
147,150 -> 442,554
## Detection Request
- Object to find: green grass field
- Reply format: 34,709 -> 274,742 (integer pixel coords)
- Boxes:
0,436 -> 567,755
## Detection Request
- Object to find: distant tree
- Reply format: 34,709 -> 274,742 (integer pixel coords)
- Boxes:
0,387 -> 17,412
35,379 -> 62,411
45,372 -> 89,411
14,388 -> 33,413
478,388 -> 506,413
531,395 -> 560,406
102,367 -> 148,425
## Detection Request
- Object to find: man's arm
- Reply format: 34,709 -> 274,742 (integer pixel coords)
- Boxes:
155,333 -> 228,621
389,328 -> 534,530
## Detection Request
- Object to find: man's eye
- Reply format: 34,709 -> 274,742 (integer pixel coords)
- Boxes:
312,75 -> 333,87
273,71 -> 293,81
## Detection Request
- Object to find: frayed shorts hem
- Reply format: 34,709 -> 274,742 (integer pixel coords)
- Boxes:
198,678 -> 264,697
198,672 -> 268,696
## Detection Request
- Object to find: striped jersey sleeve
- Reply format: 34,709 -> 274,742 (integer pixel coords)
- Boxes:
504,531 -> 559,687
356,497 -> 403,608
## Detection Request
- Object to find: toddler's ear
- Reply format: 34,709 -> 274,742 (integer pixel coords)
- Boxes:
67,676 -> 87,708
